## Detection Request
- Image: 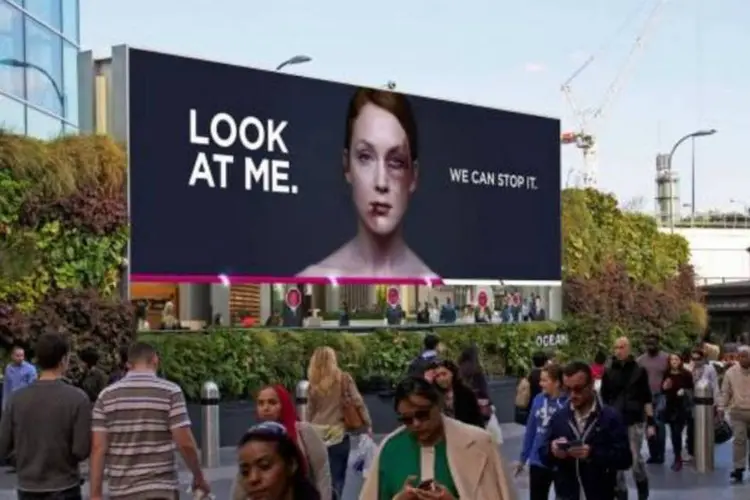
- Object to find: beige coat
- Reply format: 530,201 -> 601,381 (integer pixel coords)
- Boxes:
360,416 -> 517,500
232,421 -> 332,500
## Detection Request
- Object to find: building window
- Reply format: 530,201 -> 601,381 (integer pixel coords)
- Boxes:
61,0 -> 76,43
0,0 -> 25,98
23,0 -> 61,33
26,106 -> 61,138
24,15 -> 62,117
62,40 -> 76,123
0,94 -> 26,133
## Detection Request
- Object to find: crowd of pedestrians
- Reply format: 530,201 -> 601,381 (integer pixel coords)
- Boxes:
414,293 -> 547,325
0,331 -> 514,499
2,327 -> 750,499
512,332 -> 750,499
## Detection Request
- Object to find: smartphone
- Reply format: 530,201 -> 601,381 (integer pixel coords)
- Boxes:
557,440 -> 582,451
417,479 -> 436,491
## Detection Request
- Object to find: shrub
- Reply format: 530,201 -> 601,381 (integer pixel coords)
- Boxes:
0,132 -> 127,310
562,188 -> 690,282
562,188 -> 702,349
0,288 -> 135,381
141,323 -> 557,400
138,319 -> 700,401
563,262 -> 702,348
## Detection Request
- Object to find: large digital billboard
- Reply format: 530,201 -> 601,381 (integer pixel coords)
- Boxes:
126,48 -> 561,284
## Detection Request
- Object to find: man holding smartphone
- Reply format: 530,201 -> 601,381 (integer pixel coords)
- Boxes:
539,361 -> 632,500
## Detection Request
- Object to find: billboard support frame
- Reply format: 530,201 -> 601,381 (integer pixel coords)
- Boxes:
112,44 -> 131,301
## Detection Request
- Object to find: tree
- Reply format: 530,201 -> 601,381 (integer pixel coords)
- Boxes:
562,188 -> 702,346
562,188 -> 689,283
620,196 -> 646,213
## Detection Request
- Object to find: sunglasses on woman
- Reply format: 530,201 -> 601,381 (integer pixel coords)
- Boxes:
397,408 -> 433,425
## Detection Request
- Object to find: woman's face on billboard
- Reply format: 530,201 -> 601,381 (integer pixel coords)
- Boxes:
345,102 -> 417,238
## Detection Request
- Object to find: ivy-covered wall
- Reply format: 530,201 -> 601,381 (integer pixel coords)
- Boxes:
562,188 -> 705,341
0,132 -> 133,366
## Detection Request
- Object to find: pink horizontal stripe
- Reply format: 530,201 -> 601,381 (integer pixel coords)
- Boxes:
130,274 -> 443,286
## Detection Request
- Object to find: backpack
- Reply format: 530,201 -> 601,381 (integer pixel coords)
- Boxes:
513,377 -> 532,425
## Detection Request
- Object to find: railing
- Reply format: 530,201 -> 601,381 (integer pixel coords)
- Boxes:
696,277 -> 750,287
145,320 -> 556,335
657,212 -> 750,229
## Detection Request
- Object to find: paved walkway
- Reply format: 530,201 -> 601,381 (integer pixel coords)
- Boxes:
0,424 -> 746,499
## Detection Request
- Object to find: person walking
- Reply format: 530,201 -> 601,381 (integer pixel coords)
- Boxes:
600,336 -> 656,500
661,353 -> 693,471
515,363 -> 567,500
306,346 -> 371,499
231,385 -> 331,500
406,334 -> 441,377
89,342 -> 210,500
234,423 -> 321,500
0,333 -> 91,499
107,345 -> 129,385
360,377 -> 516,500
637,334 -> 669,465
458,345 -> 492,422
540,361 -> 632,500
685,346 -> 720,460
430,360 -> 484,428
718,344 -> 750,484
514,351 -> 549,425
78,347 -> 109,403
2,346 -> 37,411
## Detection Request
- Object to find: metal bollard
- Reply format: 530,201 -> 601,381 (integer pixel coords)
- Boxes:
693,379 -> 715,473
200,381 -> 220,468
295,379 -> 310,421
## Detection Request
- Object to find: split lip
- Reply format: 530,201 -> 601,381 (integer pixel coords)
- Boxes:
370,202 -> 392,212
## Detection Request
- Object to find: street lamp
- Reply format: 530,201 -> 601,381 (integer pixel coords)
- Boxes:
275,55 -> 312,71
269,51 -> 310,316
667,128 -> 717,230
384,81 -> 397,90
0,58 -> 65,114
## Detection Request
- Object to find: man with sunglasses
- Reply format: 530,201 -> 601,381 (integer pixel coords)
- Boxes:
539,361 -> 631,500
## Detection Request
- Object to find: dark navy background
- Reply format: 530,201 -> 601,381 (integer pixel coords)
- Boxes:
128,48 -> 561,281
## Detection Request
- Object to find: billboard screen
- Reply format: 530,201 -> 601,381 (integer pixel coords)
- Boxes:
127,48 -> 561,284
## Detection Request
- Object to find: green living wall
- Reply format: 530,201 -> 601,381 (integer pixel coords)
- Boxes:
141,321 -> 698,400
0,132 -> 134,376
562,188 -> 705,344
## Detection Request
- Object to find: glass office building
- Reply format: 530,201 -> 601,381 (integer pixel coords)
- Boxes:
0,0 -> 79,138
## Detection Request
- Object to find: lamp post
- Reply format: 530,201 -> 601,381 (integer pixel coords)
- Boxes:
274,54 -> 312,317
667,128 -> 717,230
0,58 -> 65,115
275,55 -> 312,71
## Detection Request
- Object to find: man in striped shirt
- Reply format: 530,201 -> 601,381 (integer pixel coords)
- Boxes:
89,342 -> 210,500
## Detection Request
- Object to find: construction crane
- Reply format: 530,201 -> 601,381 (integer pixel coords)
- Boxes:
561,0 -> 668,188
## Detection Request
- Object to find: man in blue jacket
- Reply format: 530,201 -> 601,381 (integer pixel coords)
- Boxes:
539,361 -> 632,500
